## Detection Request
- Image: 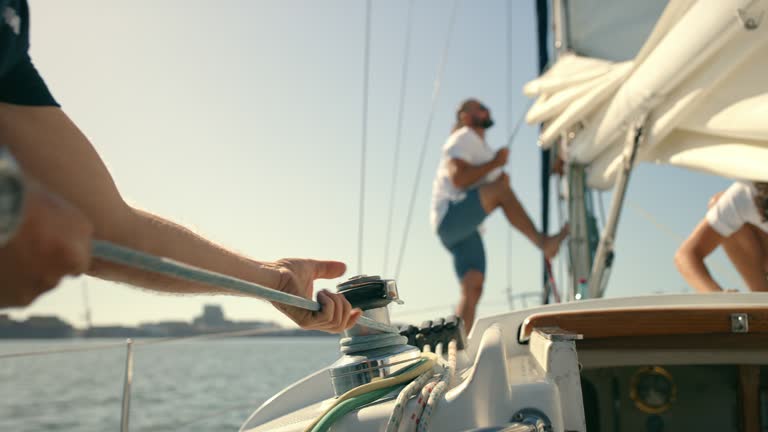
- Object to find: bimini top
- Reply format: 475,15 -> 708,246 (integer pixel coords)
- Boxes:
525,0 -> 768,189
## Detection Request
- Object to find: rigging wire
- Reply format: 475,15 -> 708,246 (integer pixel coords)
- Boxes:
503,98 -> 535,308
393,0 -> 460,280
555,174 -> 568,299
505,99 -> 534,151
596,189 -> 607,229
625,199 -> 741,289
356,0 -> 372,275
382,0 -> 416,277
0,326 -> 283,360
505,0 -> 515,310
391,291 -> 543,321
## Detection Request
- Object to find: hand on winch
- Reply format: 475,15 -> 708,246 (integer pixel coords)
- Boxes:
270,259 -> 362,333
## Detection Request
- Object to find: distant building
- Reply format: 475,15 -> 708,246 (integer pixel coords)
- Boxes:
191,304 -> 279,334
0,315 -> 74,338
0,305 -> 286,339
138,321 -> 196,337
193,304 -> 229,329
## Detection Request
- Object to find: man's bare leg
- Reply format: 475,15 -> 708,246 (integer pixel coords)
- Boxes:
478,175 -> 567,258
722,224 -> 768,292
457,269 -> 484,334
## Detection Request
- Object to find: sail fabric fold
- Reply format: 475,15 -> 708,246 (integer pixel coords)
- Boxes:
525,0 -> 768,189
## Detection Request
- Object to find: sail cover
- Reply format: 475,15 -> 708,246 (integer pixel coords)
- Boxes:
525,0 -> 768,189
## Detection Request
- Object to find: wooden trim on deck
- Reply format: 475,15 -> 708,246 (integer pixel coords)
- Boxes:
576,334 -> 768,350
520,307 -> 768,342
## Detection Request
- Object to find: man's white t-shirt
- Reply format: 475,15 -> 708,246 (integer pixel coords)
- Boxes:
706,182 -> 768,237
430,126 -> 502,230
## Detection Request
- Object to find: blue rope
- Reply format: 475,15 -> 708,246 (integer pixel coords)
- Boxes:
90,240 -> 398,334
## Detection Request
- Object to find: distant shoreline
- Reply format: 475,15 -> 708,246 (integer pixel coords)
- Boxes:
0,335 -> 337,340
0,304 -> 336,340
0,327 -> 337,340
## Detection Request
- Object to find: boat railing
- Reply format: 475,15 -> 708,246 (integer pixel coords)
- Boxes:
0,325 -> 295,431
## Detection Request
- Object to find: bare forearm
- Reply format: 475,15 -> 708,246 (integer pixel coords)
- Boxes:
0,105 -> 281,296
674,250 -> 722,292
0,99 -> 360,332
452,160 -> 499,189
90,208 -> 281,295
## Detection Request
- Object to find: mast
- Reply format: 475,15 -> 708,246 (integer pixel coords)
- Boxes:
535,0 -> 551,304
551,0 -> 599,301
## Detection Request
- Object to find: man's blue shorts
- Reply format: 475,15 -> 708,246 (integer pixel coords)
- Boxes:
437,188 -> 488,279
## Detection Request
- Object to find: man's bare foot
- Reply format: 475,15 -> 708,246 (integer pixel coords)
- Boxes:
542,224 -> 569,260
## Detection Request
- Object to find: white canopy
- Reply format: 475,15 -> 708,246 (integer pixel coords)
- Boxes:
525,0 -> 768,189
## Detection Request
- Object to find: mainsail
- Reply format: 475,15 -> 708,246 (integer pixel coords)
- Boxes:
526,0 -> 768,189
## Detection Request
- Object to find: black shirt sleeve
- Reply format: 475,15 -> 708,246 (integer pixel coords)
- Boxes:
0,52 -> 58,106
0,0 -> 59,107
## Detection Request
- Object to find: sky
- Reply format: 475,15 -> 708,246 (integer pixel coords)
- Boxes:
5,0 -> 740,328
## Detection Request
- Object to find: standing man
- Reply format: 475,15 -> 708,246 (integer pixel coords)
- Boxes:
430,99 -> 568,332
675,181 -> 768,292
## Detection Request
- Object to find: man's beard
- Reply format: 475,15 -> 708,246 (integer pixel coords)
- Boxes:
472,115 -> 494,129
480,118 -> 494,129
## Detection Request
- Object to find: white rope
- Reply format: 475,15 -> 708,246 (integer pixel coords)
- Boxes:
408,378 -> 438,432
385,369 -> 435,432
446,339 -> 457,388
393,0 -> 461,280
416,340 -> 457,432
384,345 -> 444,432
382,0 -> 416,277
357,0 -> 372,275
416,378 -> 447,432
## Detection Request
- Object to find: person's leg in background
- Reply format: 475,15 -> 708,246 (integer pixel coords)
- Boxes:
478,174 -> 567,258
451,230 -> 486,333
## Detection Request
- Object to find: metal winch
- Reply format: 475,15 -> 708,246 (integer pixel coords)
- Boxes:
328,275 -> 421,397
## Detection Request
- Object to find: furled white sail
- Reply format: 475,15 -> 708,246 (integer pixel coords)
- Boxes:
525,0 -> 768,189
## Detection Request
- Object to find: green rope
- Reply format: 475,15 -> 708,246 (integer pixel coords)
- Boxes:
309,358 -> 430,432
310,386 -> 398,432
